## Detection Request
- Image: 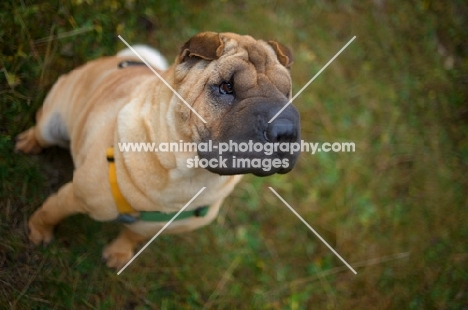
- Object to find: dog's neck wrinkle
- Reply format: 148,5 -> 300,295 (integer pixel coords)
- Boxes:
114,76 -> 204,211
113,79 -> 171,207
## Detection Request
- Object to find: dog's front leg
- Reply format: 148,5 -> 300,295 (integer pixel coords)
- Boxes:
102,227 -> 147,269
28,182 -> 86,245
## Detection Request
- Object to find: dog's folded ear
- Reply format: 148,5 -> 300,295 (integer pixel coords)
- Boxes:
180,32 -> 224,62
268,40 -> 294,69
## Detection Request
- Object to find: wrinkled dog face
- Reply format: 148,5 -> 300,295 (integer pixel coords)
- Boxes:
173,32 -> 300,176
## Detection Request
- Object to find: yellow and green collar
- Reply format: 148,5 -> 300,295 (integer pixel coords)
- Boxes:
106,147 -> 208,223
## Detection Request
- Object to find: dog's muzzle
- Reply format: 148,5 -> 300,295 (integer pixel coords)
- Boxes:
198,99 -> 301,176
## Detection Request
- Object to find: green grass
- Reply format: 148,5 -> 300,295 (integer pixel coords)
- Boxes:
1,0 -> 467,309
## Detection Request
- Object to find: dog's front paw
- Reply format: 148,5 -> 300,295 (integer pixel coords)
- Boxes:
28,217 -> 54,245
102,240 -> 134,269
15,127 -> 43,154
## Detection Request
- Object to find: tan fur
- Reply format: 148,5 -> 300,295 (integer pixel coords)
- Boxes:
15,32 -> 293,269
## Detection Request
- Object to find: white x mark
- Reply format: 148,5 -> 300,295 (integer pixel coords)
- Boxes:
269,187 -> 357,274
118,35 -> 207,123
268,36 -> 356,123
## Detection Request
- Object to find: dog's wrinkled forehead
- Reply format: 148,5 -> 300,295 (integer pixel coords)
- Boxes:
220,33 -> 290,72
179,32 -> 293,70
176,31 -> 293,100
216,33 -> 292,97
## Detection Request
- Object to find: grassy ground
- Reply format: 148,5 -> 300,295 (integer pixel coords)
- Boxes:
1,0 -> 467,309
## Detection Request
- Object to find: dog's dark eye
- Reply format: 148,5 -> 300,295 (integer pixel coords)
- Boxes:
219,82 -> 234,95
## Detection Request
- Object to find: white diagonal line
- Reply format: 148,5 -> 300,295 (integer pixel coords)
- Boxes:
117,186 -> 207,275
268,187 -> 357,274
268,36 -> 356,123
117,35 -> 207,124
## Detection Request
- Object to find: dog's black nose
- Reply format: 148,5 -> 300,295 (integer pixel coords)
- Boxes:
265,118 -> 298,143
